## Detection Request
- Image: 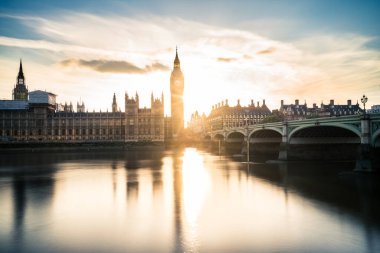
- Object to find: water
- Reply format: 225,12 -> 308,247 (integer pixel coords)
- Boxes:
0,147 -> 380,253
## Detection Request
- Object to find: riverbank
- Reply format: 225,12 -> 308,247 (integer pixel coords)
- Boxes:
0,141 -> 167,153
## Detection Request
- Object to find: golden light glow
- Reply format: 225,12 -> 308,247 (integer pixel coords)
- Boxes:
182,148 -> 211,224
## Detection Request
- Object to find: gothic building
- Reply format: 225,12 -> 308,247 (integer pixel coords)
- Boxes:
170,47 -> 184,138
0,60 -> 166,143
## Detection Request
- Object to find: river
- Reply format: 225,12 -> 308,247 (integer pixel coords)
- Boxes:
0,147 -> 379,253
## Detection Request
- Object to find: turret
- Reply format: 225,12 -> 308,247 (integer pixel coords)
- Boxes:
112,93 -> 117,113
174,46 -> 180,69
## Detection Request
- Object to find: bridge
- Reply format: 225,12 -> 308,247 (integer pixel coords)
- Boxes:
205,114 -> 380,171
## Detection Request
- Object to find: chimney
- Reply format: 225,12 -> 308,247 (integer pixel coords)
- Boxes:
295,99 -> 299,106
347,100 -> 351,106
330,99 -> 334,106
251,99 -> 254,106
237,99 -> 241,107
281,100 -> 284,107
225,99 -> 228,106
257,101 -> 260,107
313,103 -> 317,109
263,99 -> 266,105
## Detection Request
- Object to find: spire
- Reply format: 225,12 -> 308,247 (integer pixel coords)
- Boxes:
18,59 -> 24,80
174,46 -> 180,68
112,93 -> 117,113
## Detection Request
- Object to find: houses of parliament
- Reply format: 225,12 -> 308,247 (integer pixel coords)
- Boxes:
0,50 -> 185,143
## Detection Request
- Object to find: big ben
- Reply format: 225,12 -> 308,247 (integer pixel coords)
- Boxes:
170,47 -> 184,138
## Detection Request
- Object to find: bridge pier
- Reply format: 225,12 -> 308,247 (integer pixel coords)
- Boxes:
278,122 -> 289,160
355,115 -> 374,172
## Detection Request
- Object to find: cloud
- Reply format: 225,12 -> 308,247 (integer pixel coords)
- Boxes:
217,57 -> 237,62
257,47 -> 276,54
60,59 -> 169,74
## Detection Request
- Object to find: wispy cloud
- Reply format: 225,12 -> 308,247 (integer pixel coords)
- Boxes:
217,57 -> 237,62
60,59 -> 169,74
257,47 -> 276,55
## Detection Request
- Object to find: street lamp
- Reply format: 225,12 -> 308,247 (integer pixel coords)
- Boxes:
361,95 -> 368,114
245,117 -> 249,162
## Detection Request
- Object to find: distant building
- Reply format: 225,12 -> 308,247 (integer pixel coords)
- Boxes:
207,99 -> 271,132
320,99 -> 361,116
188,111 -> 207,135
280,99 -> 362,120
367,105 -> 380,114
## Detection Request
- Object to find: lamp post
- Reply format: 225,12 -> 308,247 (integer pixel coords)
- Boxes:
361,95 -> 368,114
245,117 -> 249,163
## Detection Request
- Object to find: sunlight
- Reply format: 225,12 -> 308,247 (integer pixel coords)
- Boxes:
182,148 -> 211,225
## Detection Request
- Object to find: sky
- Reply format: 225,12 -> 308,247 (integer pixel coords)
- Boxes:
0,0 -> 380,123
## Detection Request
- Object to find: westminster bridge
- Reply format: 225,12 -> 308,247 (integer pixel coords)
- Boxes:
205,114 -> 380,171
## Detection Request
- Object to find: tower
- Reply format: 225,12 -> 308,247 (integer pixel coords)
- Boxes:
112,93 -> 117,113
170,47 -> 184,138
13,59 -> 28,100
124,92 -> 139,141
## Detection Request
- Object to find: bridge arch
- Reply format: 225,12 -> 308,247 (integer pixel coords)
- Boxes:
249,128 -> 282,139
204,135 -> 211,140
372,129 -> 380,147
226,130 -> 246,138
249,128 -> 282,143
213,133 -> 225,140
288,125 -> 361,144
226,131 -> 245,140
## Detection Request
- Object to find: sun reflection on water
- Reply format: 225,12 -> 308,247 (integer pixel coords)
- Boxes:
181,148 -> 211,251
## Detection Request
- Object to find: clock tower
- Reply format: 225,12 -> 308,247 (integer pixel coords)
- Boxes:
170,47 -> 184,138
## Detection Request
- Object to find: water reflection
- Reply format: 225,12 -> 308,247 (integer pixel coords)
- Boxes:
0,148 -> 380,253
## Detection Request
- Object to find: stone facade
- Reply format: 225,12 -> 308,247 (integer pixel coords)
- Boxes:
0,61 -> 166,143
0,92 -> 164,142
204,99 -> 271,132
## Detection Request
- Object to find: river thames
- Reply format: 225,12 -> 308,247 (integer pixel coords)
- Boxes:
0,147 -> 379,253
